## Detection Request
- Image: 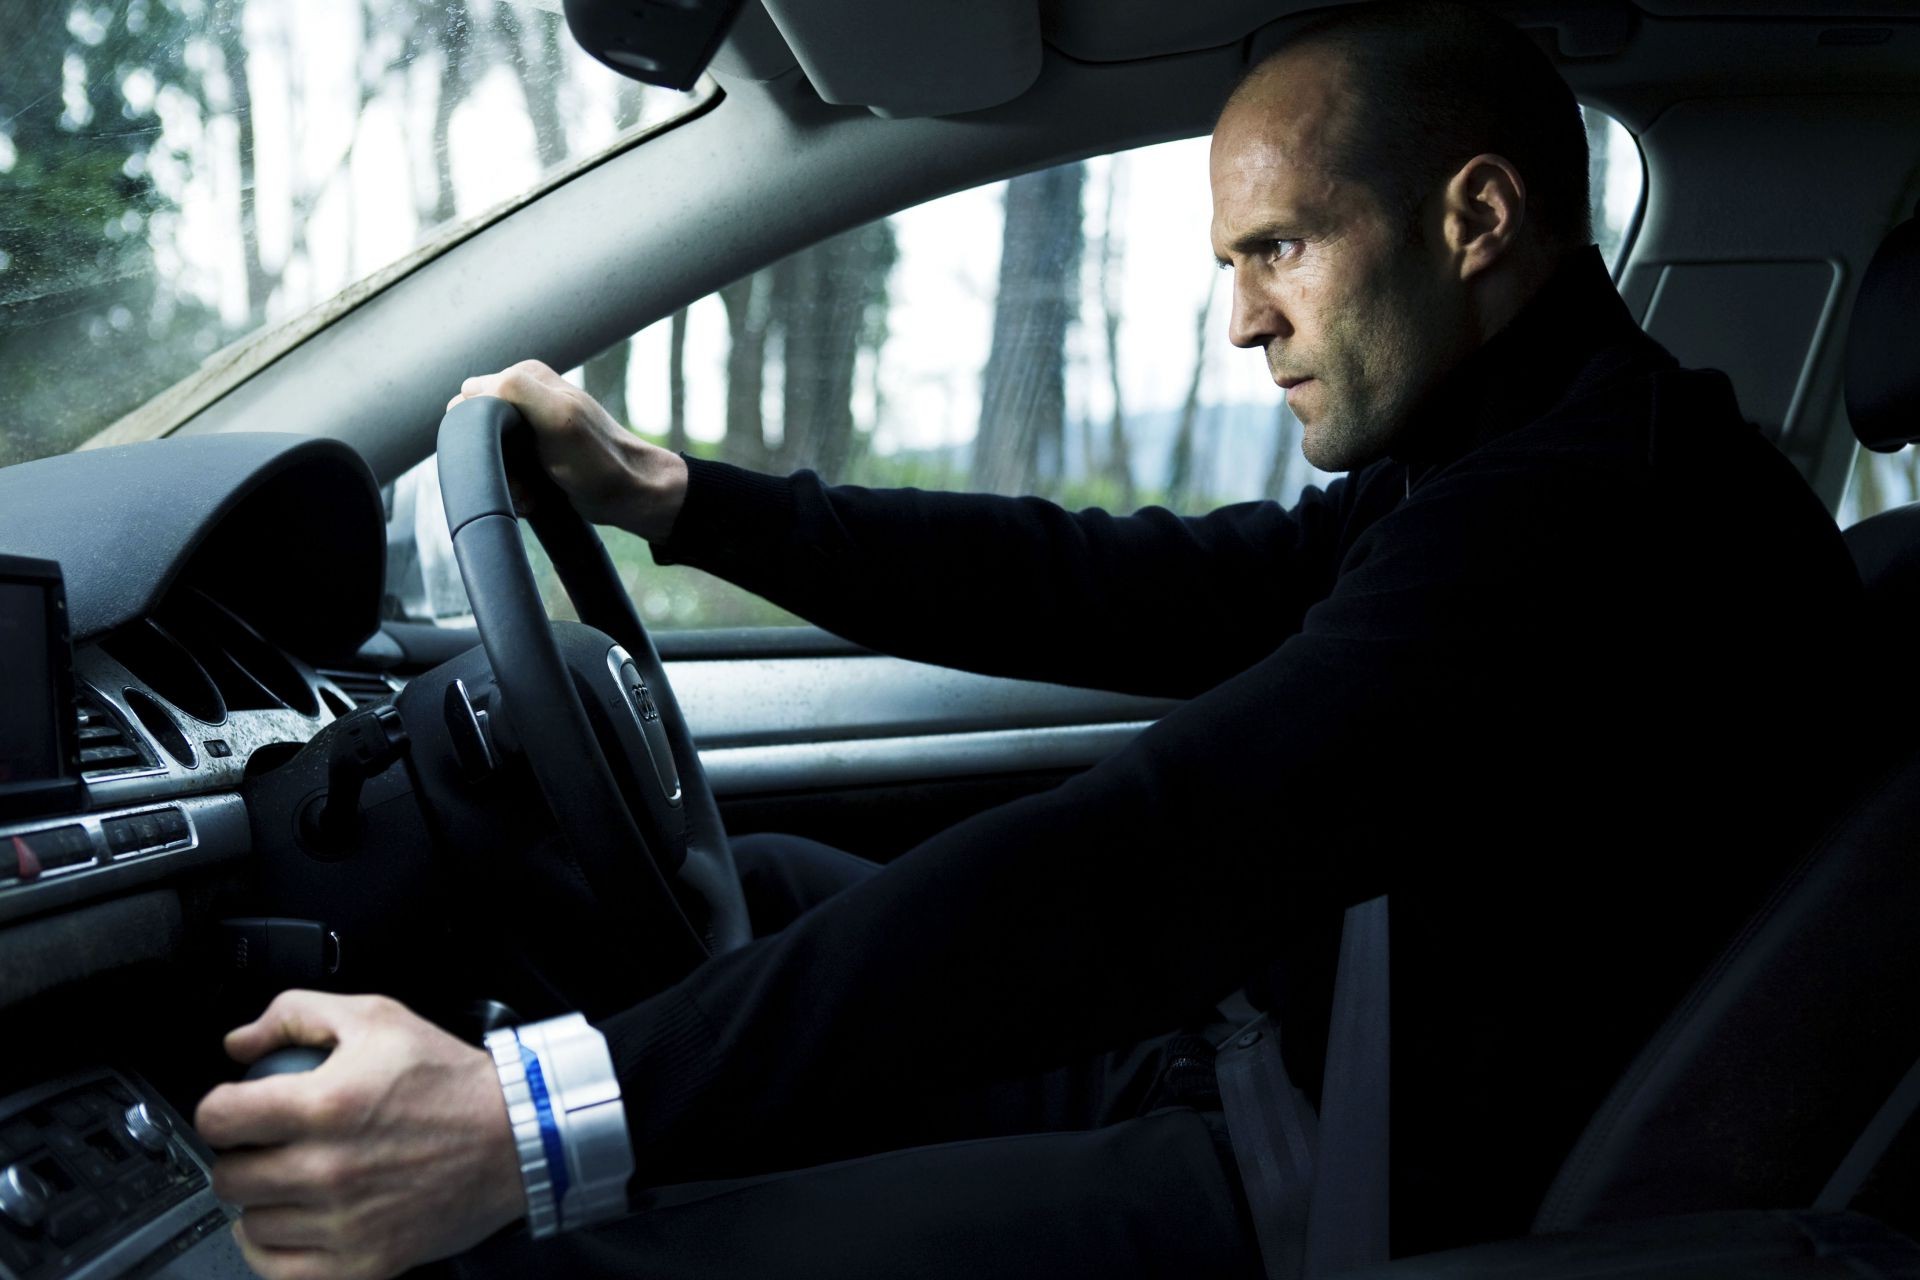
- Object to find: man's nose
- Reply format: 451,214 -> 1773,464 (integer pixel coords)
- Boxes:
1226,273 -> 1289,349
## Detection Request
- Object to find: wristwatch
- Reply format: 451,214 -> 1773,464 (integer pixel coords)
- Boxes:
484,1013 -> 634,1238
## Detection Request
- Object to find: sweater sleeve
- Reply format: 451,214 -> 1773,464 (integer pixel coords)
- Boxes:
602,452 -> 1631,1188
650,456 -> 1393,698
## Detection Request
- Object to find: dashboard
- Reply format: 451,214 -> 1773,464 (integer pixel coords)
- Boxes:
0,434 -> 394,1279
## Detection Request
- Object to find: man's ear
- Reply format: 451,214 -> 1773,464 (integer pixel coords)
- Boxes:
1441,153 -> 1526,280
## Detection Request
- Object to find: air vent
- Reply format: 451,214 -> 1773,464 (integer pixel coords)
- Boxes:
317,669 -> 403,710
74,691 -> 155,775
123,688 -> 197,768
158,590 -> 320,718
101,620 -> 225,724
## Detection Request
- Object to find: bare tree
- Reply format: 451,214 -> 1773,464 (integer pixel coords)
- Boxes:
494,2 -> 568,167
768,221 -> 896,479
1262,401 -> 1301,500
973,164 -> 1087,496
666,308 -> 690,452
719,277 -> 772,469
576,83 -> 649,427
212,0 -> 274,327
1097,159 -> 1134,508
1165,278 -> 1218,509
425,0 -> 480,227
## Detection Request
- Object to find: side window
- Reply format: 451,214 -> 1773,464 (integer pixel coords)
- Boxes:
389,116 -> 1647,630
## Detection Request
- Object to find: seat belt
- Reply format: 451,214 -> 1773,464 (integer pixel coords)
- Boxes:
1814,1050 -> 1920,1210
1217,895 -> 1391,1279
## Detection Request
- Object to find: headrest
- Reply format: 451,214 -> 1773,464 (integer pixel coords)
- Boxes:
1846,214 -> 1920,452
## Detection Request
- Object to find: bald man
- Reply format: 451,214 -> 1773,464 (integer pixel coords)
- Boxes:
195,4 -> 1864,1277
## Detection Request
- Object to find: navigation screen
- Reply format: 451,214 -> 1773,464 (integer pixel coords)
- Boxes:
0,563 -> 76,815
0,582 -> 59,785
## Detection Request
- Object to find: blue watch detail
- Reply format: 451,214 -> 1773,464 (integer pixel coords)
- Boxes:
520,1041 -> 572,1227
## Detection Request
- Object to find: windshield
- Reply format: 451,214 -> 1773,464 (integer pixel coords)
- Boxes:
0,0 -> 705,467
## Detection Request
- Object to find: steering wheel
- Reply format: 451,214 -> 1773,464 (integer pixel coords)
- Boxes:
434,395 -> 751,986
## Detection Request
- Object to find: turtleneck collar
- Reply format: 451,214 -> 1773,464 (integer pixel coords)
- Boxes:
1389,244 -> 1645,492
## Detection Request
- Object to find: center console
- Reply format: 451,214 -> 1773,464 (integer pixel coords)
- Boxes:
0,1072 -> 246,1279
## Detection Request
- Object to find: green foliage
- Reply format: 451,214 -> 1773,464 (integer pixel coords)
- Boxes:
0,0 -> 223,465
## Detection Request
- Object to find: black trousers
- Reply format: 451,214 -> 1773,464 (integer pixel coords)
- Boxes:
456,834 -> 1262,1279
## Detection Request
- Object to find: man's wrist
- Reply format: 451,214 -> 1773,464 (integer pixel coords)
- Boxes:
620,438 -> 688,542
483,1014 -> 634,1239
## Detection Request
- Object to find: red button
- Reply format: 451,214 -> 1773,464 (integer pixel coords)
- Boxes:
11,836 -> 39,881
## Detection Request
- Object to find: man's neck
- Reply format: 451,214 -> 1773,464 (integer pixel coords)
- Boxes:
1465,239 -> 1574,347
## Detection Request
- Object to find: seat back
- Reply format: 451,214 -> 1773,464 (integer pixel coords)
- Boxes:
1534,215 -> 1920,1234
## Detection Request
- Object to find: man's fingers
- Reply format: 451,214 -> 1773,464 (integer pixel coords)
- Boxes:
232,1221 -> 339,1280
224,989 -> 355,1064
194,1077 -> 326,1151
206,1143 -> 335,1207
234,1205 -> 337,1250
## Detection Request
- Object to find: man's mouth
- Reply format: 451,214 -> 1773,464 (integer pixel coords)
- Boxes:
1277,376 -> 1312,391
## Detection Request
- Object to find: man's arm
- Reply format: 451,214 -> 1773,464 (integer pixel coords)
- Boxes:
451,361 -> 1387,698
594,455 -> 1610,1183
191,449 -> 1653,1274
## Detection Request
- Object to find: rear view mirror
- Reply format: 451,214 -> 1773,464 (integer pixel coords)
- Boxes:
563,0 -> 748,90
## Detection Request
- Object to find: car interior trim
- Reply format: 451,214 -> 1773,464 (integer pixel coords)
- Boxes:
0,795 -> 247,927
700,721 -> 1156,797
667,655 -> 1177,749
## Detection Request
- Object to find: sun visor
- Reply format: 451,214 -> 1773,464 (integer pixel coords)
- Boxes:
758,0 -> 1041,118
708,2 -> 799,82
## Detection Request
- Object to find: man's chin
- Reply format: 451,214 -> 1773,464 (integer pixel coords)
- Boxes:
1299,424 -> 1358,475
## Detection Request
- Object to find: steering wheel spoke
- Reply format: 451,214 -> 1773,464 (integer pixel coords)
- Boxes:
431,396 -> 751,994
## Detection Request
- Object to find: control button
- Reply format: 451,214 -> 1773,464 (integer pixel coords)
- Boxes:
205,740 -> 232,759
129,813 -> 164,848
0,1162 -> 50,1230
3,836 -> 40,882
129,1164 -> 169,1199
0,1225 -> 39,1275
103,818 -> 139,855
46,1194 -> 105,1246
122,1103 -> 171,1155
21,827 -> 93,871
101,1182 -> 138,1217
156,808 -> 190,843
49,1100 -> 89,1130
72,1150 -> 112,1185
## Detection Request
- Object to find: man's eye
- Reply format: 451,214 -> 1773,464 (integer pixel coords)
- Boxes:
1267,238 -> 1302,261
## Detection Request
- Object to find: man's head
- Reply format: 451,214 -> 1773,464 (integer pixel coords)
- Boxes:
1210,1 -> 1592,471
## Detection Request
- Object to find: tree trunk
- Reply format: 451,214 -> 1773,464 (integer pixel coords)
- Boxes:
719,276 -> 770,469
973,164 -> 1086,496
1263,401 -> 1300,500
496,2 -> 569,168
1097,160 -> 1134,508
665,307 -> 689,452
426,1 -> 476,227
582,341 -> 631,426
1165,279 -> 1217,509
769,224 -> 893,480
213,0 -> 274,326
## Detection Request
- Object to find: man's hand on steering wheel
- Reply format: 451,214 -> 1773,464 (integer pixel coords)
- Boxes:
447,359 -> 688,540
195,991 -> 526,1280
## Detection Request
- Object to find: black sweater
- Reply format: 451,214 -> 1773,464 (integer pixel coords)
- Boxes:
599,247 -> 1866,1255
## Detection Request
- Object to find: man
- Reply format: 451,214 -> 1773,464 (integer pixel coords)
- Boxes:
193,4 -> 1866,1277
